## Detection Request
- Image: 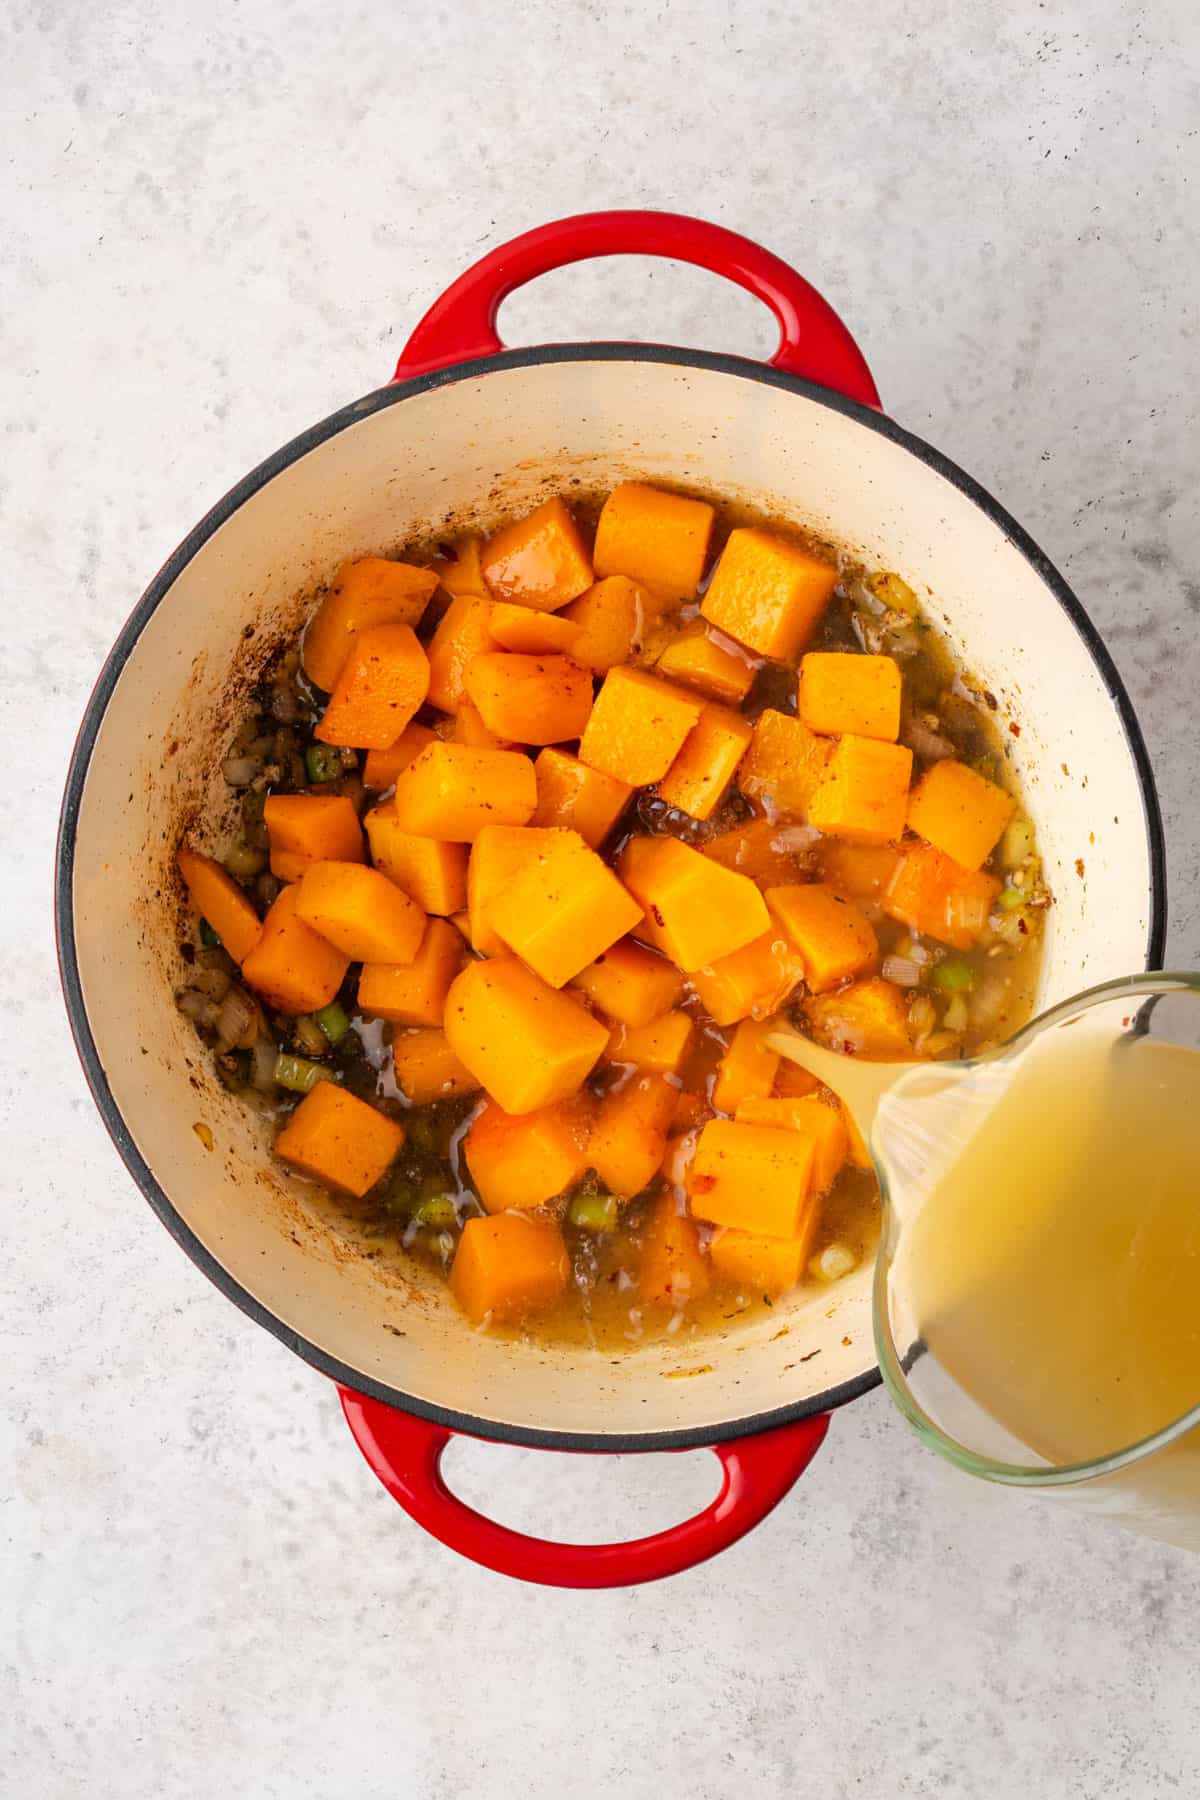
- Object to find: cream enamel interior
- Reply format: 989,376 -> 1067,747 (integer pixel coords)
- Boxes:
68,356 -> 1155,1442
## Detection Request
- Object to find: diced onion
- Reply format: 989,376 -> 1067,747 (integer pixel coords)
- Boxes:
214,986 -> 259,1054
221,754 -> 262,789
810,1243 -> 858,1284
882,954 -> 922,988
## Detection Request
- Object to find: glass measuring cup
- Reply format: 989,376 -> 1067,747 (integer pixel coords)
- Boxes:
769,973 -> 1200,1550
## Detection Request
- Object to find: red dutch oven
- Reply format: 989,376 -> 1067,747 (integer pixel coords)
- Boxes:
57,212 -> 1164,1586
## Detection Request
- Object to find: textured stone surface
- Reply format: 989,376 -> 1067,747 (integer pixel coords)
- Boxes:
3,1 -> 1199,1795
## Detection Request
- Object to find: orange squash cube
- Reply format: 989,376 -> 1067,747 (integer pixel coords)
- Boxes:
464,651 -> 593,745
434,537 -> 487,599
689,929 -> 806,1027
463,1097 -> 591,1213
738,709 -> 831,819
315,622 -> 430,749
363,806 -> 468,915
605,1009 -> 694,1076
711,1019 -> 780,1114
593,482 -> 715,598
274,1083 -> 405,1198
176,847 -> 263,964
450,1212 -> 570,1325
906,759 -> 1016,871
883,842 -> 1000,949
357,917 -> 465,1027
657,703 -> 753,821
570,938 -> 684,1028
467,824 -> 557,956
263,794 -> 364,883
639,1192 -> 710,1306
807,735 -> 913,845
486,602 -> 583,656
362,722 -> 437,790
578,666 -> 703,786
798,652 -> 902,742
391,1028 -> 481,1104
443,955 -> 609,1114
702,818 -> 808,891
816,840 -> 902,902
531,748 -> 632,848
774,1061 -> 822,1099
453,699 -> 509,751
488,829 -> 643,988
589,1071 -> 678,1199
426,596 -> 494,712
294,860 -> 425,964
688,1119 -> 815,1238
480,497 -> 593,611
804,976 -> 912,1058
701,527 -> 838,660
390,743 -> 537,842
764,882 -> 879,993
618,836 -> 769,972
241,884 -> 350,1014
655,623 -> 758,704
561,575 -> 648,672
709,1227 -> 811,1297
302,558 -> 438,693
734,1094 -> 848,1195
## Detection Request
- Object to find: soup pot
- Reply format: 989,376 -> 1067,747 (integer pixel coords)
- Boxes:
57,211 -> 1165,1587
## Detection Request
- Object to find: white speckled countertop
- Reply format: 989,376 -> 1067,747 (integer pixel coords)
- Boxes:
5,3 -> 1200,1794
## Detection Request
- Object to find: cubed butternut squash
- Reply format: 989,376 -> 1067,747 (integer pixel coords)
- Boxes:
570,937 -> 684,1028
488,829 -> 643,988
467,824 -> 557,956
443,956 -> 609,1114
906,758 -> 1016,871
798,652 -> 902,742
302,559 -> 438,693
774,1061 -> 822,1099
264,794 -> 364,882
362,722 -> 437,790
816,840 -> 902,902
426,596 -> 494,712
391,1028 -> 481,1104
701,527 -> 838,660
593,482 -> 715,598
531,748 -> 632,848
389,743 -> 537,842
357,917 -> 465,1027
655,622 -> 758,704
807,735 -> 913,845
702,818 -> 807,891
480,497 -> 593,611
764,882 -> 879,993
605,1009 -> 693,1076
588,1071 -> 678,1198
578,666 -> 703,786
561,575 -> 648,672
464,651 -> 593,745
803,976 -> 912,1058
711,1019 -> 780,1115
639,1192 -> 710,1306
657,703 -> 753,821
453,698 -> 510,750
463,1097 -> 590,1213
364,806 -> 468,914
294,860 -> 425,964
315,622 -> 430,750
738,709 -> 831,819
241,884 -> 351,1014
709,1227 -> 811,1297
486,602 -> 583,656
434,537 -> 487,599
688,1119 -> 815,1238
274,1083 -> 405,1198
734,1094 -> 848,1195
176,847 -> 263,964
883,842 -> 1001,949
618,836 -> 769,972
450,1212 -> 570,1324
689,929 -> 806,1027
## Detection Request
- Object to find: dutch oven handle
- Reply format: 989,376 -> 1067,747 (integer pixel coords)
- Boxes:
339,1388 -> 830,1589
393,208 -> 880,408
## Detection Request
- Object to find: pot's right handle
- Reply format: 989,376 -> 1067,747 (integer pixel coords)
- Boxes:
394,209 -> 880,408
339,1388 -> 830,1589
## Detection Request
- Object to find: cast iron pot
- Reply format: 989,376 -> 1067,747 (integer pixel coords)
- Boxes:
57,211 -> 1166,1586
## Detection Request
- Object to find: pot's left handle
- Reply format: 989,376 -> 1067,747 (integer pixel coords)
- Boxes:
339,1388 -> 829,1589
393,208 -> 879,408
